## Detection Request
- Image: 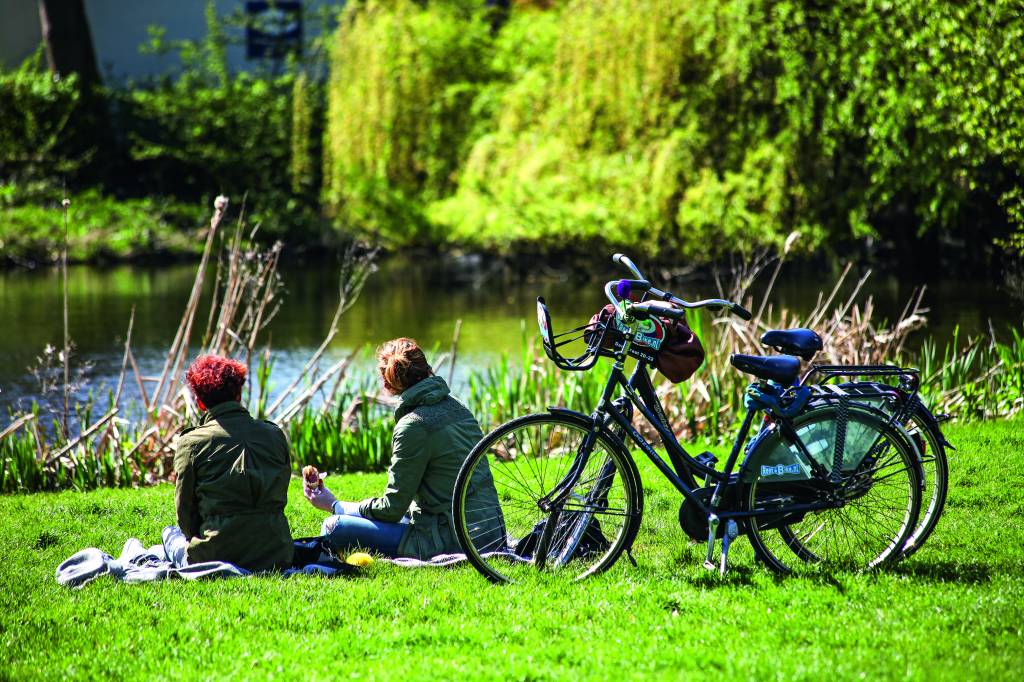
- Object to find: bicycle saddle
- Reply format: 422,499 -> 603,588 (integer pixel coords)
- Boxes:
729,353 -> 802,385
759,328 -> 823,360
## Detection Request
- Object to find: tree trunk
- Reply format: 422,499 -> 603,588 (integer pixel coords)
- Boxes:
37,0 -> 115,184
37,0 -> 101,86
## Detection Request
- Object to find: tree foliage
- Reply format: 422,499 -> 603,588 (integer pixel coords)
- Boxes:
325,0 -> 1024,261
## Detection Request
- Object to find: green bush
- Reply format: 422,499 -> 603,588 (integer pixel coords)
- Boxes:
0,49 -> 88,185
0,1 -> 336,253
323,0 -> 1024,261
121,1 -> 326,238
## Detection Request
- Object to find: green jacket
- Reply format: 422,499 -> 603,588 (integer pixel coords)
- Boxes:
359,376 -> 504,559
174,401 -> 293,571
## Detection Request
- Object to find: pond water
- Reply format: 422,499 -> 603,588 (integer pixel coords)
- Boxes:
0,256 -> 1019,419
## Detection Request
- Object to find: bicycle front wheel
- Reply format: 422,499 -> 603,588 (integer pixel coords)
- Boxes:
744,405 -> 922,574
453,412 -> 643,583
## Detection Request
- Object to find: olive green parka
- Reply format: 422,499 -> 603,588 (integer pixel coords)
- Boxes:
358,376 -> 504,559
173,401 -> 293,571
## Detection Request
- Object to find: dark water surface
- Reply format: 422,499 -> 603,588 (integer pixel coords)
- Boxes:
0,257 -> 1018,418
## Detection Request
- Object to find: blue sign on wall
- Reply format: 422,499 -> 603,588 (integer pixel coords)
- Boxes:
246,1 -> 303,60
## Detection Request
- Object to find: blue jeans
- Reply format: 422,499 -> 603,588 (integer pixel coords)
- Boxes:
162,525 -> 189,568
321,514 -> 407,558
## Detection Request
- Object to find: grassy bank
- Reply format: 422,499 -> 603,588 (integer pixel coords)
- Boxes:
0,417 -> 1021,680
0,190 -> 203,265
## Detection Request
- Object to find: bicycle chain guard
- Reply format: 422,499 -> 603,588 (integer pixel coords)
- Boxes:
678,487 -> 720,541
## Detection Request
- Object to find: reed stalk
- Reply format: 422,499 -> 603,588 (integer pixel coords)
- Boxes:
60,189 -> 70,438
447,319 -> 462,386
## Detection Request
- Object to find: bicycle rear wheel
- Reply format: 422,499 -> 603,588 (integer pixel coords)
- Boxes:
744,405 -> 922,573
824,397 -> 949,558
453,412 -> 643,583
899,406 -> 948,557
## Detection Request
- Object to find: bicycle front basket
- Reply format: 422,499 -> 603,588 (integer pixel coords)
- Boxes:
536,297 -> 607,371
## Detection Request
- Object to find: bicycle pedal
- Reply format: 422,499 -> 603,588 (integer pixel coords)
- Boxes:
695,451 -> 719,468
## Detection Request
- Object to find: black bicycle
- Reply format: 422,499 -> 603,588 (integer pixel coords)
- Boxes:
761,330 -> 951,559
453,254 -> 924,582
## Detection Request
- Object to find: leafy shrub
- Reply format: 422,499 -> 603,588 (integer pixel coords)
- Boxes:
323,0 -> 1024,262
120,1 -> 325,238
323,0 -> 495,245
0,49 -> 88,184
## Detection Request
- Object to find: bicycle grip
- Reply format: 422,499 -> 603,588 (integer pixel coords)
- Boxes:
632,302 -> 686,322
731,303 -> 753,321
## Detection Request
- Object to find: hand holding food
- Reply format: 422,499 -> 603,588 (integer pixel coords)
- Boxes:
302,465 -> 325,491
302,466 -> 338,512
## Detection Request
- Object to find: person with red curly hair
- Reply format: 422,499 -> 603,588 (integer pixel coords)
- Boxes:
163,355 -> 293,571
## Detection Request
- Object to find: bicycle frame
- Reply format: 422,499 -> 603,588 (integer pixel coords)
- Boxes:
543,340 -> 838,527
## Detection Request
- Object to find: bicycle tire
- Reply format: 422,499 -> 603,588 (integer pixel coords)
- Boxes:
743,405 -> 922,574
899,405 -> 948,557
453,412 -> 643,583
815,397 -> 949,558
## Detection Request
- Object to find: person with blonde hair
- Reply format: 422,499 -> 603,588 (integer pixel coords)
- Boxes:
304,338 -> 504,559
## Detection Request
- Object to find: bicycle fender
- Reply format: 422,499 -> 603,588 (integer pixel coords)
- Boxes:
915,402 -> 956,450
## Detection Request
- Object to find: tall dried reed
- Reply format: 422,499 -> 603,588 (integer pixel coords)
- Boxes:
0,195 -> 376,493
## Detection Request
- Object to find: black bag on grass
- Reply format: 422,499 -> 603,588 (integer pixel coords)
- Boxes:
291,536 -> 360,574
513,513 -> 610,561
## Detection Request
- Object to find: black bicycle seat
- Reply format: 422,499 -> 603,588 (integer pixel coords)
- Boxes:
760,328 -> 823,360
730,353 -> 802,384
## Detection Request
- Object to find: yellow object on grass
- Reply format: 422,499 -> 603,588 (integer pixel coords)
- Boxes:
345,552 -> 374,567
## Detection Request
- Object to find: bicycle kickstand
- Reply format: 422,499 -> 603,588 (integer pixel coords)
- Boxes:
703,515 -> 740,577
702,514 -> 720,572
719,521 -> 739,576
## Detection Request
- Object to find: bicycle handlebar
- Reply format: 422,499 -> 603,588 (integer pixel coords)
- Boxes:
608,254 -> 752,321
604,272 -> 751,321
632,298 -> 752,321
612,253 -> 644,280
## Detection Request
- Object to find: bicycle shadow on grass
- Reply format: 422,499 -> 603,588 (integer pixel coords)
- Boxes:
888,559 -> 993,584
773,560 -> 995,590
683,564 -> 759,588
651,561 -> 757,585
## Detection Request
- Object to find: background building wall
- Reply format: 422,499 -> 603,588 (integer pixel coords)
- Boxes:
0,1 -> 43,69
0,1 -> 337,80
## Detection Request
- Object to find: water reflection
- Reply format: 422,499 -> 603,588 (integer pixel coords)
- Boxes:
0,257 -> 1016,418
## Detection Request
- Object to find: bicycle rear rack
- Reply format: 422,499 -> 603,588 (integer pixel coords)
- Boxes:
801,364 -> 922,434
804,364 -> 919,384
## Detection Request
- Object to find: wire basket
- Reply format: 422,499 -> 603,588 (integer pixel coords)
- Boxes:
536,297 -> 616,371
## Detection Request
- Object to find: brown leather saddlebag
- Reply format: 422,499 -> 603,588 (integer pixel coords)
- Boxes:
587,303 -> 705,383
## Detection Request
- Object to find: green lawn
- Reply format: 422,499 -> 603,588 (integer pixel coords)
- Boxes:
1,419 -> 1022,680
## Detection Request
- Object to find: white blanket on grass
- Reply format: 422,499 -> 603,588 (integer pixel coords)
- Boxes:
55,537 -> 347,589
56,539 -> 530,588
